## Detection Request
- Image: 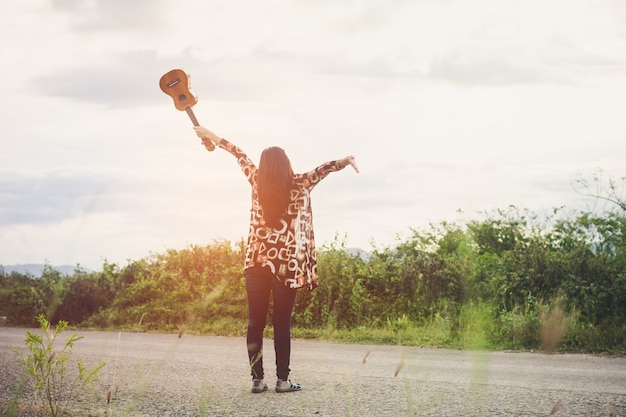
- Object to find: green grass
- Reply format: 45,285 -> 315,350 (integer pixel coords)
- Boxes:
79,301 -> 626,355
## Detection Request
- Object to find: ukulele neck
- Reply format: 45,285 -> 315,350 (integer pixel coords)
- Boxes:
185,106 -> 199,126
184,105 -> 215,151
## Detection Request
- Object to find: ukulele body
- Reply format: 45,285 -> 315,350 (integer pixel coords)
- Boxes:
159,69 -> 197,111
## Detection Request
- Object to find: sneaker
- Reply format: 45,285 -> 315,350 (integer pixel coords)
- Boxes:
251,379 -> 268,393
275,379 -> 301,393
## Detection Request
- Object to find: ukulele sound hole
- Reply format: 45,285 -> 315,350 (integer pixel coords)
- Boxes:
178,94 -> 187,103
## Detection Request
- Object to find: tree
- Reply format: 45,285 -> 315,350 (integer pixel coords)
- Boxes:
573,169 -> 626,212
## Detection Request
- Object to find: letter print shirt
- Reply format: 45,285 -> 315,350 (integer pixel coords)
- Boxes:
218,139 -> 346,290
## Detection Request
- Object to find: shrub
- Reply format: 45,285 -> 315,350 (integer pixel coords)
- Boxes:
15,314 -> 106,417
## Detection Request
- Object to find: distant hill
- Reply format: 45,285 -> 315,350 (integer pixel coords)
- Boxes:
1,250 -> 369,277
0,264 -> 91,277
345,247 -> 371,260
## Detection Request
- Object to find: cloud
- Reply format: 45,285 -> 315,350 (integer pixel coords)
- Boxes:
427,52 -> 576,86
51,0 -> 165,33
31,47 -> 308,107
32,50 -> 169,107
0,170 -> 109,225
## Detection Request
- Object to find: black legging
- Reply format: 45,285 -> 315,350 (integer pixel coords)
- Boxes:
244,266 -> 298,381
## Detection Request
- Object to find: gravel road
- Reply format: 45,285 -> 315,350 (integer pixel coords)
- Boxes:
1,327 -> 625,416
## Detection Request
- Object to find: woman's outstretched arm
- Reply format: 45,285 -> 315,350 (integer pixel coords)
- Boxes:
299,155 -> 359,190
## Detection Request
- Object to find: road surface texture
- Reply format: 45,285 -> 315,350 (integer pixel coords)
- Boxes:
1,327 -> 625,416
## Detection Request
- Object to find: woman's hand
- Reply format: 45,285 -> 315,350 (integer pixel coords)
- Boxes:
340,155 -> 359,173
193,125 -> 222,151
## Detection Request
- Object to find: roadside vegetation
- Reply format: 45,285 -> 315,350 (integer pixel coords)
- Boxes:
1,175 -> 625,355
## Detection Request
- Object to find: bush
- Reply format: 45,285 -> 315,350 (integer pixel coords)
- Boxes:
15,315 -> 105,417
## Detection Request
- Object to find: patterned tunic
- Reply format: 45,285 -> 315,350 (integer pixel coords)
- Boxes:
218,139 -> 345,290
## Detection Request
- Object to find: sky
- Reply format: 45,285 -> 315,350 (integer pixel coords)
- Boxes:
1,0 -> 626,271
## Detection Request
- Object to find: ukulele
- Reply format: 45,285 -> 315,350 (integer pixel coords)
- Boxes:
159,69 -> 215,151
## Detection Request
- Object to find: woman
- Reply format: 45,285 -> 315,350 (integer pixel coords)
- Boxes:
194,125 -> 359,393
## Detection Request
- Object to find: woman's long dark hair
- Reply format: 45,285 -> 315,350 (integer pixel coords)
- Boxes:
257,147 -> 295,229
